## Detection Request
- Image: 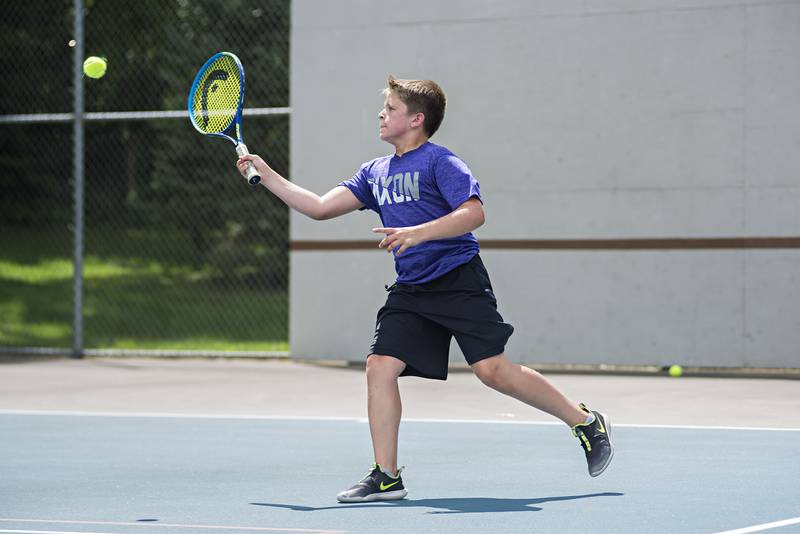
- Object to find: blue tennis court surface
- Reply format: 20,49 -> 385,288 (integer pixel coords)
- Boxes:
1,412 -> 798,534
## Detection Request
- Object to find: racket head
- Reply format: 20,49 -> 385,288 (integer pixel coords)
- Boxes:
188,51 -> 246,144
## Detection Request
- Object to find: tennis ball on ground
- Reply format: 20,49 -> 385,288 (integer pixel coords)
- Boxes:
668,364 -> 683,377
83,56 -> 107,79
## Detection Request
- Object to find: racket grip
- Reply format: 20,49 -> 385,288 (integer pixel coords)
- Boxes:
235,144 -> 262,186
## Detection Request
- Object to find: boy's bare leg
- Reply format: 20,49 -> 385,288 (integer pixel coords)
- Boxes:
471,354 -> 587,427
365,354 -> 406,475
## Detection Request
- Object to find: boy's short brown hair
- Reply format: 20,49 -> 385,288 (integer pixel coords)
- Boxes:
383,75 -> 447,138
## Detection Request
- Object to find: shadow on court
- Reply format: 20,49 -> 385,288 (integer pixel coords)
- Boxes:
251,491 -> 624,514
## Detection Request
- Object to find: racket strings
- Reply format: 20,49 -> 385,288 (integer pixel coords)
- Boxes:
191,55 -> 242,134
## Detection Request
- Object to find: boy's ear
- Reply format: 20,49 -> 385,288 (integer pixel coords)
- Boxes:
410,112 -> 425,129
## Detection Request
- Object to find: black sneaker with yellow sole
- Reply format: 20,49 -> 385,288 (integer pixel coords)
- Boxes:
336,464 -> 407,503
572,403 -> 614,477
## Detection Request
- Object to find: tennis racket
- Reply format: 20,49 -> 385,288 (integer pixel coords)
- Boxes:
188,51 -> 261,186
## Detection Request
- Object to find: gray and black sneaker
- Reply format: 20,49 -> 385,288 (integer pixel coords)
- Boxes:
572,403 -> 614,477
336,464 -> 407,503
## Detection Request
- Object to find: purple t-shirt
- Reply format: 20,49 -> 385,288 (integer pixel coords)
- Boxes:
339,142 -> 481,284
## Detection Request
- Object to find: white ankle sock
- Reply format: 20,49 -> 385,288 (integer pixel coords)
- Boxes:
380,467 -> 399,478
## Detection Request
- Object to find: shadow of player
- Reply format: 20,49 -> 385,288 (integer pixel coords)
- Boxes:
251,491 -> 624,514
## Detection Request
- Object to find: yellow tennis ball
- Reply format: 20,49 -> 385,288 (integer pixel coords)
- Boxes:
668,364 -> 683,377
83,56 -> 107,79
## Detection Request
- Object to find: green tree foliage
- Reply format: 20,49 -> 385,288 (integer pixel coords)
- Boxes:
0,1 -> 74,226
1,0 -> 290,289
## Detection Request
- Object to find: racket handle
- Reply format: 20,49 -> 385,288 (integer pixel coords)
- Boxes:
236,143 -> 262,186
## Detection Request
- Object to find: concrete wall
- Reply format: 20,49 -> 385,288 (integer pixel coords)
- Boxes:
289,0 -> 800,367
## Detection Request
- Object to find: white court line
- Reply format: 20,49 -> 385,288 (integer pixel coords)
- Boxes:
714,516 -> 800,534
0,519 -> 343,534
0,530 -> 117,534
0,409 -> 799,432
0,410 -> 362,423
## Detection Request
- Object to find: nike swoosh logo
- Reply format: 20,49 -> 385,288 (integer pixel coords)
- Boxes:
596,417 -> 606,433
380,480 -> 400,491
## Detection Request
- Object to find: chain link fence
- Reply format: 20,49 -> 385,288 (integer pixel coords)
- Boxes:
1,0 -> 290,356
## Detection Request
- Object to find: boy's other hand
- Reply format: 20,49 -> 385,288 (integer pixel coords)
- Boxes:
373,226 -> 425,256
236,153 -> 273,180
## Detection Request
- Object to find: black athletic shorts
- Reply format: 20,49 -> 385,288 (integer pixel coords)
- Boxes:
369,254 -> 514,380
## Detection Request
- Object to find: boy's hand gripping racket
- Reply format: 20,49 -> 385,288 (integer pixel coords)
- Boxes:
188,51 -> 260,186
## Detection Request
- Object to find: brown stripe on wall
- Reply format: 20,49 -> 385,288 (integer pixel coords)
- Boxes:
290,237 -> 800,251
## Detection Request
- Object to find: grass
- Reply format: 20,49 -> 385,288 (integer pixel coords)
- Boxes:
0,229 -> 288,352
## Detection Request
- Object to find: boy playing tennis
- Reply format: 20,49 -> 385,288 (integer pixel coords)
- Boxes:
237,75 -> 613,503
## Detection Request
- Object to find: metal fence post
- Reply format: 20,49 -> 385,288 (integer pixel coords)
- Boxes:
72,0 -> 84,359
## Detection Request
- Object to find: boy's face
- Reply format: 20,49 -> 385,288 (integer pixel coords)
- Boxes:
378,92 -> 421,143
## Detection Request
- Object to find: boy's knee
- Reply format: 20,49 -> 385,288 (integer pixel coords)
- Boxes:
366,354 -> 405,381
472,355 -> 508,390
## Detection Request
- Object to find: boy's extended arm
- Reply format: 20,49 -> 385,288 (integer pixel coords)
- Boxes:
237,154 -> 363,220
373,197 -> 485,256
